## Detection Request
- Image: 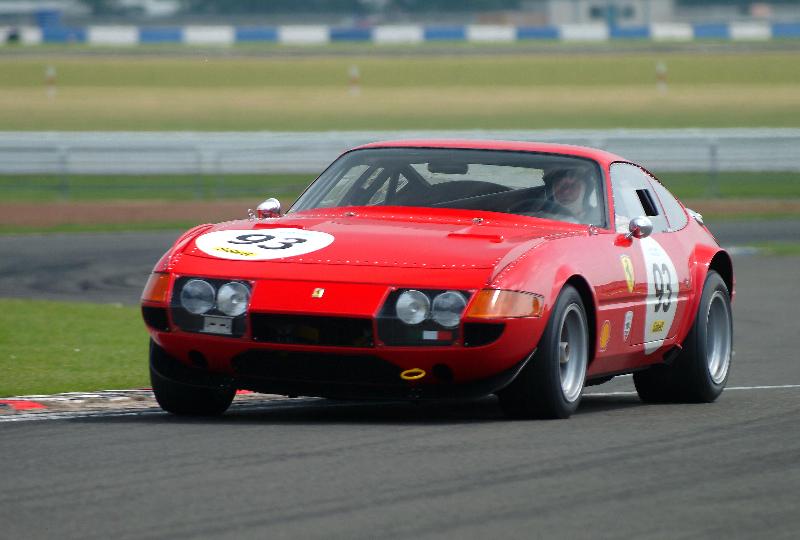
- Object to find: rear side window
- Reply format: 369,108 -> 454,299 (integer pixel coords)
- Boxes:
609,162 -> 669,234
647,176 -> 689,231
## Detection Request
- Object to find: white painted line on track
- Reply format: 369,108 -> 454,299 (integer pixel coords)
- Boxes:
586,384 -> 800,397
728,384 -> 800,390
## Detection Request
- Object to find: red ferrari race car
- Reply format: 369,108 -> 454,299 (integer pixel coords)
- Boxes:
141,140 -> 734,419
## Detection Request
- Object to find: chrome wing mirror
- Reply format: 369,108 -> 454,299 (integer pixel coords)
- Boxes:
254,198 -> 281,219
626,216 -> 653,240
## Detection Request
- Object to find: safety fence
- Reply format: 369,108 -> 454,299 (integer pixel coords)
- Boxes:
2,22 -> 800,46
2,129 -> 798,199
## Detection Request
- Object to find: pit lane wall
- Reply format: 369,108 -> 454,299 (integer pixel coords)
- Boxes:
1,22 -> 800,45
2,129 -> 799,175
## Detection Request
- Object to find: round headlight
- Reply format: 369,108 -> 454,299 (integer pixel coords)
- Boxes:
396,290 -> 430,325
217,282 -> 250,317
432,291 -> 467,328
180,279 -> 215,314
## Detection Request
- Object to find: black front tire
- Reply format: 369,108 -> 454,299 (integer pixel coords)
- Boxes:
150,341 -> 235,416
634,270 -> 732,403
498,285 -> 589,419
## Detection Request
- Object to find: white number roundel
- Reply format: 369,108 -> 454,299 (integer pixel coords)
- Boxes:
641,237 -> 679,354
195,229 -> 334,261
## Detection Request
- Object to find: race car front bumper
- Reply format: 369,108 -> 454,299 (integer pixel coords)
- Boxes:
150,339 -> 535,401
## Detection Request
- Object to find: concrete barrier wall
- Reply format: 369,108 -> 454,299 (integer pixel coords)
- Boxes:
2,129 -> 799,175
2,22 -> 799,46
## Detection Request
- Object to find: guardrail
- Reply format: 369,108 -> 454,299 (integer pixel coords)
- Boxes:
2,129 -> 799,178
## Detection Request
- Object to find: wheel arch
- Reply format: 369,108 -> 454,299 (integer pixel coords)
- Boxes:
709,250 -> 734,298
680,247 -> 734,345
562,274 -> 598,364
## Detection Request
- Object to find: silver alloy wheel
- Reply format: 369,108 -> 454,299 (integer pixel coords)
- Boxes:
558,303 -> 588,402
706,291 -> 732,384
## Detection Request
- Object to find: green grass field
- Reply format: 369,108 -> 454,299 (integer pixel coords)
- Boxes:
2,51 -> 799,130
2,171 -> 799,201
0,299 -> 149,396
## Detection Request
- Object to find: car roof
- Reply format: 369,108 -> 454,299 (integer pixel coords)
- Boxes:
353,139 -> 628,167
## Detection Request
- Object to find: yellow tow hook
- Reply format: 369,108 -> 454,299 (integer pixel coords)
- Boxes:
400,368 -> 426,381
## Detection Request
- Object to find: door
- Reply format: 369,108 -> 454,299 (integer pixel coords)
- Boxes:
608,162 -> 691,359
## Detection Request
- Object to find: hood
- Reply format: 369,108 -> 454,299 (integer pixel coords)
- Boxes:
182,207 -> 583,272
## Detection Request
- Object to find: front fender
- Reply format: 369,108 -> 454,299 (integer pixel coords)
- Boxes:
488,240 -> 597,325
679,244 -> 733,343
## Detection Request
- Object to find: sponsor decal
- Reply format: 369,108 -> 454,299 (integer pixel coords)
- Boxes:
195,229 -> 334,261
422,330 -> 453,341
651,320 -> 665,333
624,310 -> 634,342
214,246 -> 255,257
599,320 -> 611,352
311,288 -> 325,298
620,255 -> 635,294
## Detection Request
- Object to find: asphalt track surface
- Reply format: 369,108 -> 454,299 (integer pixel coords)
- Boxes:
1,223 -> 799,539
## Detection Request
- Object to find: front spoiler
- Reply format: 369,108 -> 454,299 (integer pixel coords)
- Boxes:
150,344 -> 534,401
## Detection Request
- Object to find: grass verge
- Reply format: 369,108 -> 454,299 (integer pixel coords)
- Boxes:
2,51 -> 799,130
751,242 -> 800,256
2,171 -> 799,201
0,299 -> 149,397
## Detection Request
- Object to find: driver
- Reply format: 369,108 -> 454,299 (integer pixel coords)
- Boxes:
543,168 -> 600,225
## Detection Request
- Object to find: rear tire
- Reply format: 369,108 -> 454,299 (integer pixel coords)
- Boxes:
634,270 -> 732,403
498,285 -> 589,419
150,341 -> 235,416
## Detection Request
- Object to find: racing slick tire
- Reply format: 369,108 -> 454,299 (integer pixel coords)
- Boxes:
150,341 -> 236,416
634,270 -> 732,403
498,285 -> 589,419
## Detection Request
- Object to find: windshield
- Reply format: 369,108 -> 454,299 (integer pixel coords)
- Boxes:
290,148 -> 607,227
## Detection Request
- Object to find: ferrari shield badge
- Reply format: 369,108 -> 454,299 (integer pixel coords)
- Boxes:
620,255 -> 635,293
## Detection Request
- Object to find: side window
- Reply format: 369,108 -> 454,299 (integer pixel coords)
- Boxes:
647,175 -> 689,231
609,162 -> 670,234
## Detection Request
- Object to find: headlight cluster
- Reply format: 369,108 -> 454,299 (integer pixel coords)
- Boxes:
178,279 -> 251,317
395,289 -> 467,329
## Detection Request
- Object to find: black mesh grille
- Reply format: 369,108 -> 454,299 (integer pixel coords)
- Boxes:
463,323 -> 505,347
142,306 -> 169,332
250,314 -> 374,348
232,350 -> 400,385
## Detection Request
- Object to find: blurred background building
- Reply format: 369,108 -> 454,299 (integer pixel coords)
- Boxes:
1,0 -> 800,26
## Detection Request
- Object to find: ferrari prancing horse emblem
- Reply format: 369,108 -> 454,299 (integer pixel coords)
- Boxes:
311,288 -> 325,298
620,255 -> 635,293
